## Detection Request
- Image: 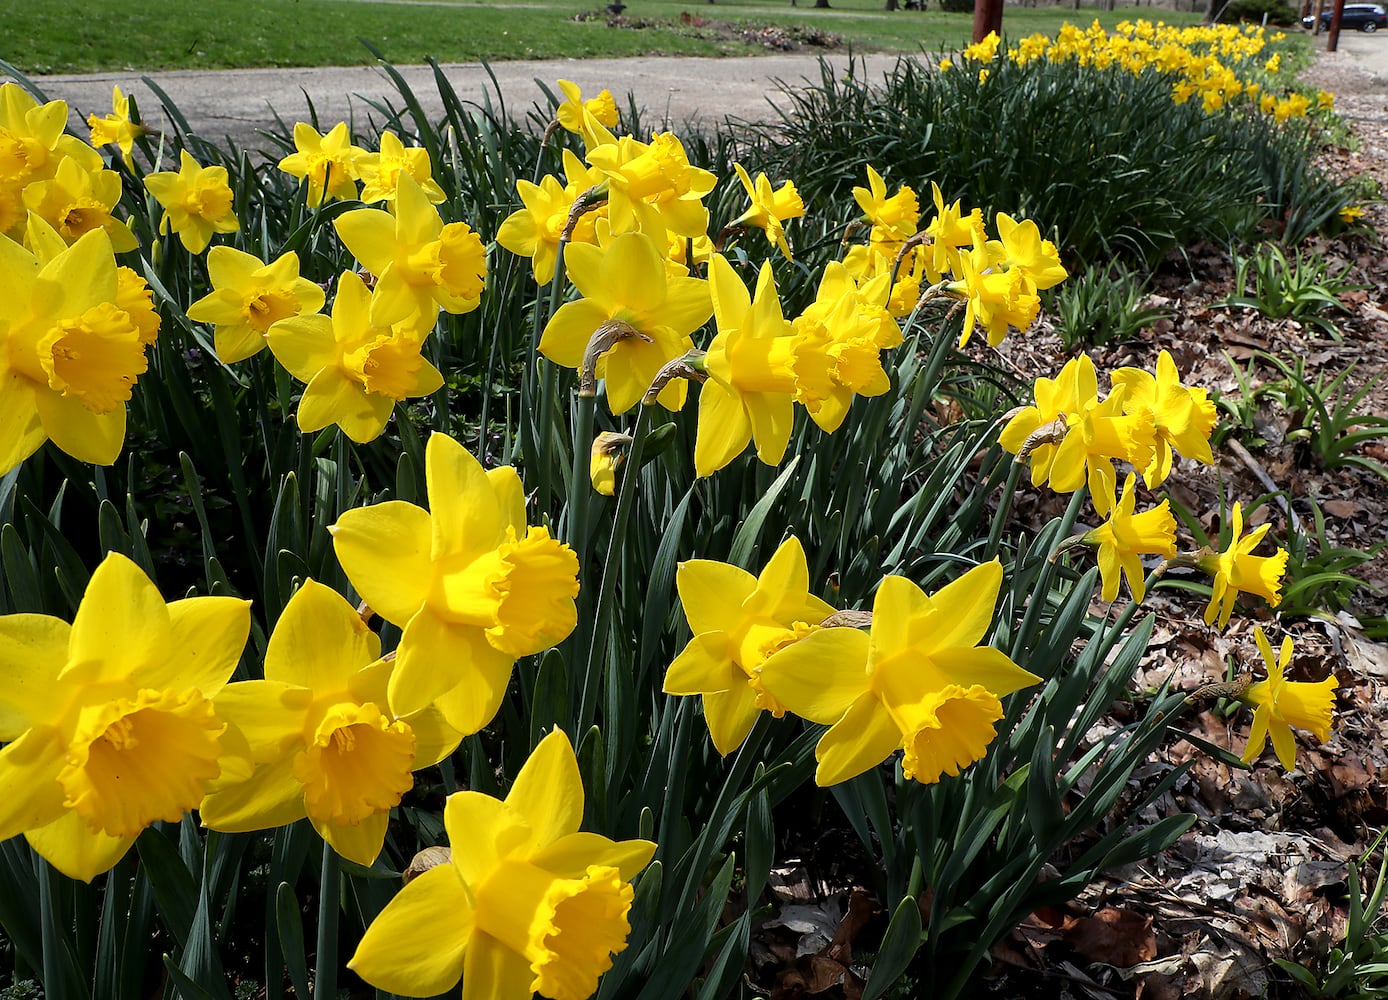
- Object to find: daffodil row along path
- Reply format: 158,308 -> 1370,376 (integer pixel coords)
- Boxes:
0,20 -> 1378,1000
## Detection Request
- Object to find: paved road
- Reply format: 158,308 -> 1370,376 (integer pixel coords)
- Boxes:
27,53 -> 905,152
16,30 -> 1388,153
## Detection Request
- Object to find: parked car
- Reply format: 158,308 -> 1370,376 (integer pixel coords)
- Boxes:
1301,3 -> 1388,30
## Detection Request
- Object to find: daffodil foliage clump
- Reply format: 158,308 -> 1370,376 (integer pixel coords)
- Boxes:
758,21 -> 1353,268
0,45 -> 1342,1000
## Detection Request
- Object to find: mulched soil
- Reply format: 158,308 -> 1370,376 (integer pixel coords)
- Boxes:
747,49 -> 1388,1000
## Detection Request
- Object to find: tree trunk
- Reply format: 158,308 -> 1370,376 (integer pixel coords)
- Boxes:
973,0 -> 1003,40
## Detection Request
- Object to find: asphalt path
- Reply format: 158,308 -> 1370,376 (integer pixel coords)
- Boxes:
14,30 -> 1388,153
26,53 -> 905,152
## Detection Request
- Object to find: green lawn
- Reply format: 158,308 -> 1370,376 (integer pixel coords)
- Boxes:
4,0 -> 1206,75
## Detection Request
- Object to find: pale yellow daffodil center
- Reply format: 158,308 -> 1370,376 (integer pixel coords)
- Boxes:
59,688 -> 225,837
244,287 -> 302,334
475,859 -> 635,1000
293,702 -> 415,827
342,334 -> 426,400
430,526 -> 580,657
36,302 -> 148,413
182,178 -> 233,221
0,129 -> 45,181
897,684 -> 1005,784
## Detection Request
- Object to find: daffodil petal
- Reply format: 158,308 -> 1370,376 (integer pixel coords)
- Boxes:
506,729 -> 584,849
316,809 -> 389,867
34,390 -> 125,466
918,560 -> 1002,652
1270,720 -> 1298,772
663,632 -> 738,696
161,595 -> 252,696
757,627 -> 871,725
264,580 -> 378,691
0,728 -> 67,842
676,560 -> 756,637
347,862 -> 475,997
694,380 -> 752,478
213,680 -> 313,763
199,757 -> 307,832
934,646 -> 1041,698
331,501 -> 434,625
426,432 -> 505,561
703,685 -> 762,756
461,930 -> 534,1000
0,614 -> 70,740
814,693 -> 901,786
530,832 -> 656,882
0,369 -> 45,476
393,615 -> 514,731
65,552 -> 171,687
25,809 -> 134,883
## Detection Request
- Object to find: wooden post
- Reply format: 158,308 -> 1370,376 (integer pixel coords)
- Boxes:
973,0 -> 1003,41
1327,0 -> 1345,48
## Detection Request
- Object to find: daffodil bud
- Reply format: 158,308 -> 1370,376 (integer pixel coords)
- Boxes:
590,431 -> 633,496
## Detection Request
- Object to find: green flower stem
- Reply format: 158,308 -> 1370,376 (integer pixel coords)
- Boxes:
574,405 -> 649,735
314,842 -> 339,1000
535,238 -> 571,516
38,859 -> 64,998
985,453 -> 1024,561
566,390 -> 597,632
916,310 -> 962,406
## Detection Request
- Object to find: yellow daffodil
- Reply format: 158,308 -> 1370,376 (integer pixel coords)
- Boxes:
1111,349 -> 1216,488
1199,502 -> 1288,629
964,31 -> 1001,61
728,163 -> 804,261
330,432 -> 580,732
186,247 -> 325,363
348,729 -> 655,1000
664,536 -> 834,754
335,174 -> 487,333
1084,473 -> 1177,603
0,227 -> 154,473
201,580 -> 462,866
853,165 -> 918,239
1239,627 -> 1336,771
759,561 -> 1039,786
1338,205 -> 1364,225
556,79 -> 620,149
143,149 -> 239,254
999,355 -> 1153,515
586,132 -> 717,241
789,267 -> 892,433
265,270 -> 443,443
23,153 -> 138,252
696,254 -> 797,476
539,230 -> 712,413
496,149 -> 607,285
1,84 -> 98,238
993,213 -> 1068,294
923,182 -> 984,283
947,244 -> 1040,348
277,121 -> 362,206
86,85 -> 144,165
115,264 -> 161,346
589,431 -> 631,496
356,131 -> 446,206
0,552 -> 250,881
